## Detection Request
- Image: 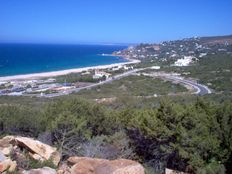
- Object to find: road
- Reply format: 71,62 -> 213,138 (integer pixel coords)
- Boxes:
153,74 -> 212,95
19,66 -> 211,98
43,68 -> 144,98
44,67 -> 211,98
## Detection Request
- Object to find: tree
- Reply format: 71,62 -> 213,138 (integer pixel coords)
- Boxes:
49,110 -> 91,158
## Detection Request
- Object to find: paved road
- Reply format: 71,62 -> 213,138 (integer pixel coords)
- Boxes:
29,67 -> 212,98
43,68 -> 144,98
157,75 -> 212,95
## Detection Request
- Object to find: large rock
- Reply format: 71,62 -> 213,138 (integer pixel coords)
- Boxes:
22,167 -> 57,174
15,137 -> 61,166
57,163 -> 71,174
0,159 -> 17,173
68,157 -> 145,174
0,136 -> 61,166
0,136 -> 14,156
0,136 -> 15,148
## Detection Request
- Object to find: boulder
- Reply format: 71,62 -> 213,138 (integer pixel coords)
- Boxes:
0,136 -> 14,156
22,167 -> 57,174
57,163 -> 71,174
0,136 -> 15,148
15,137 -> 61,166
0,159 -> 17,173
68,157 -> 145,174
1,145 -> 13,156
8,160 -> 17,172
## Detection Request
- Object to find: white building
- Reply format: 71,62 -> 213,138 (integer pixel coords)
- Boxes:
0,81 -> 8,85
199,53 -> 207,58
174,56 -> 196,67
123,65 -> 133,70
45,78 -> 56,83
112,65 -> 122,71
150,66 -> 161,70
93,70 -> 111,79
81,71 -> 91,75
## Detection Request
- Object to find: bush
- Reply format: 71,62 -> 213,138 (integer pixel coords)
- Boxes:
198,161 -> 226,174
27,158 -> 57,170
0,105 -> 44,137
125,99 -> 232,173
78,131 -> 136,160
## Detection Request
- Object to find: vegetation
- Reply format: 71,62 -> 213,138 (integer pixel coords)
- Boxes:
75,75 -> 187,99
1,38 -> 232,174
10,149 -> 57,170
162,53 -> 232,93
0,97 -> 232,174
55,71 -> 105,83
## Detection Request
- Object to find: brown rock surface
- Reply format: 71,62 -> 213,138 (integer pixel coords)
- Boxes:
0,136 -> 15,148
0,136 -> 61,166
0,159 -> 17,173
0,136 -> 14,156
15,137 -> 61,166
58,163 -> 71,174
0,136 -> 145,174
68,157 -> 145,174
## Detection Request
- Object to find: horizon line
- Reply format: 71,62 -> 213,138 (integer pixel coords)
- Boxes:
0,33 -> 231,46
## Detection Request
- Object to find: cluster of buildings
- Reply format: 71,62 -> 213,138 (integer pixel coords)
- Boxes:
113,36 -> 232,66
93,70 -> 111,79
0,64 -> 135,97
0,78 -> 75,96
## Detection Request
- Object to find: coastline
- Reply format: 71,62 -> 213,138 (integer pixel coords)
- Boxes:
0,57 -> 140,81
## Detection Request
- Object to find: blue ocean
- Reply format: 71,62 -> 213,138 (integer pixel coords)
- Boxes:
0,44 -> 127,77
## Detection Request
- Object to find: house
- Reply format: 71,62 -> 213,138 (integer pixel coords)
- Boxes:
81,71 -> 91,75
123,65 -> 133,70
218,49 -> 227,52
153,45 -> 160,51
45,78 -> 56,83
93,70 -> 111,79
174,56 -> 196,66
150,66 -> 160,70
0,81 -> 8,85
112,66 -> 122,71
199,53 -> 207,58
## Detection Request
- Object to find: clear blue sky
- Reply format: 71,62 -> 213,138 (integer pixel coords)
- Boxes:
0,0 -> 232,44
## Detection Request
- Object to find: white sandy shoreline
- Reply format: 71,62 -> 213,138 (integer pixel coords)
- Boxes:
0,58 -> 140,81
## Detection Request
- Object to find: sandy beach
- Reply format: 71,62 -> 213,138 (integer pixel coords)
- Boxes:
0,58 -> 140,81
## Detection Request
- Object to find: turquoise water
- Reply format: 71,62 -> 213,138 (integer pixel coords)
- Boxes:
0,44 -> 127,77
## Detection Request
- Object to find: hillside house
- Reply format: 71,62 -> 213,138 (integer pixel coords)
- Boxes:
93,70 -> 111,79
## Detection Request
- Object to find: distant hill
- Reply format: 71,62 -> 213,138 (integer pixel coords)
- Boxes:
200,35 -> 232,45
113,34 -> 232,61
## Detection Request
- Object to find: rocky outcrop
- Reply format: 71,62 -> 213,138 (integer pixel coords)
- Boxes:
0,136 -> 14,156
0,136 -> 145,174
68,157 -> 145,174
0,158 -> 17,173
14,136 -> 61,166
0,137 -> 17,173
0,136 -> 61,173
